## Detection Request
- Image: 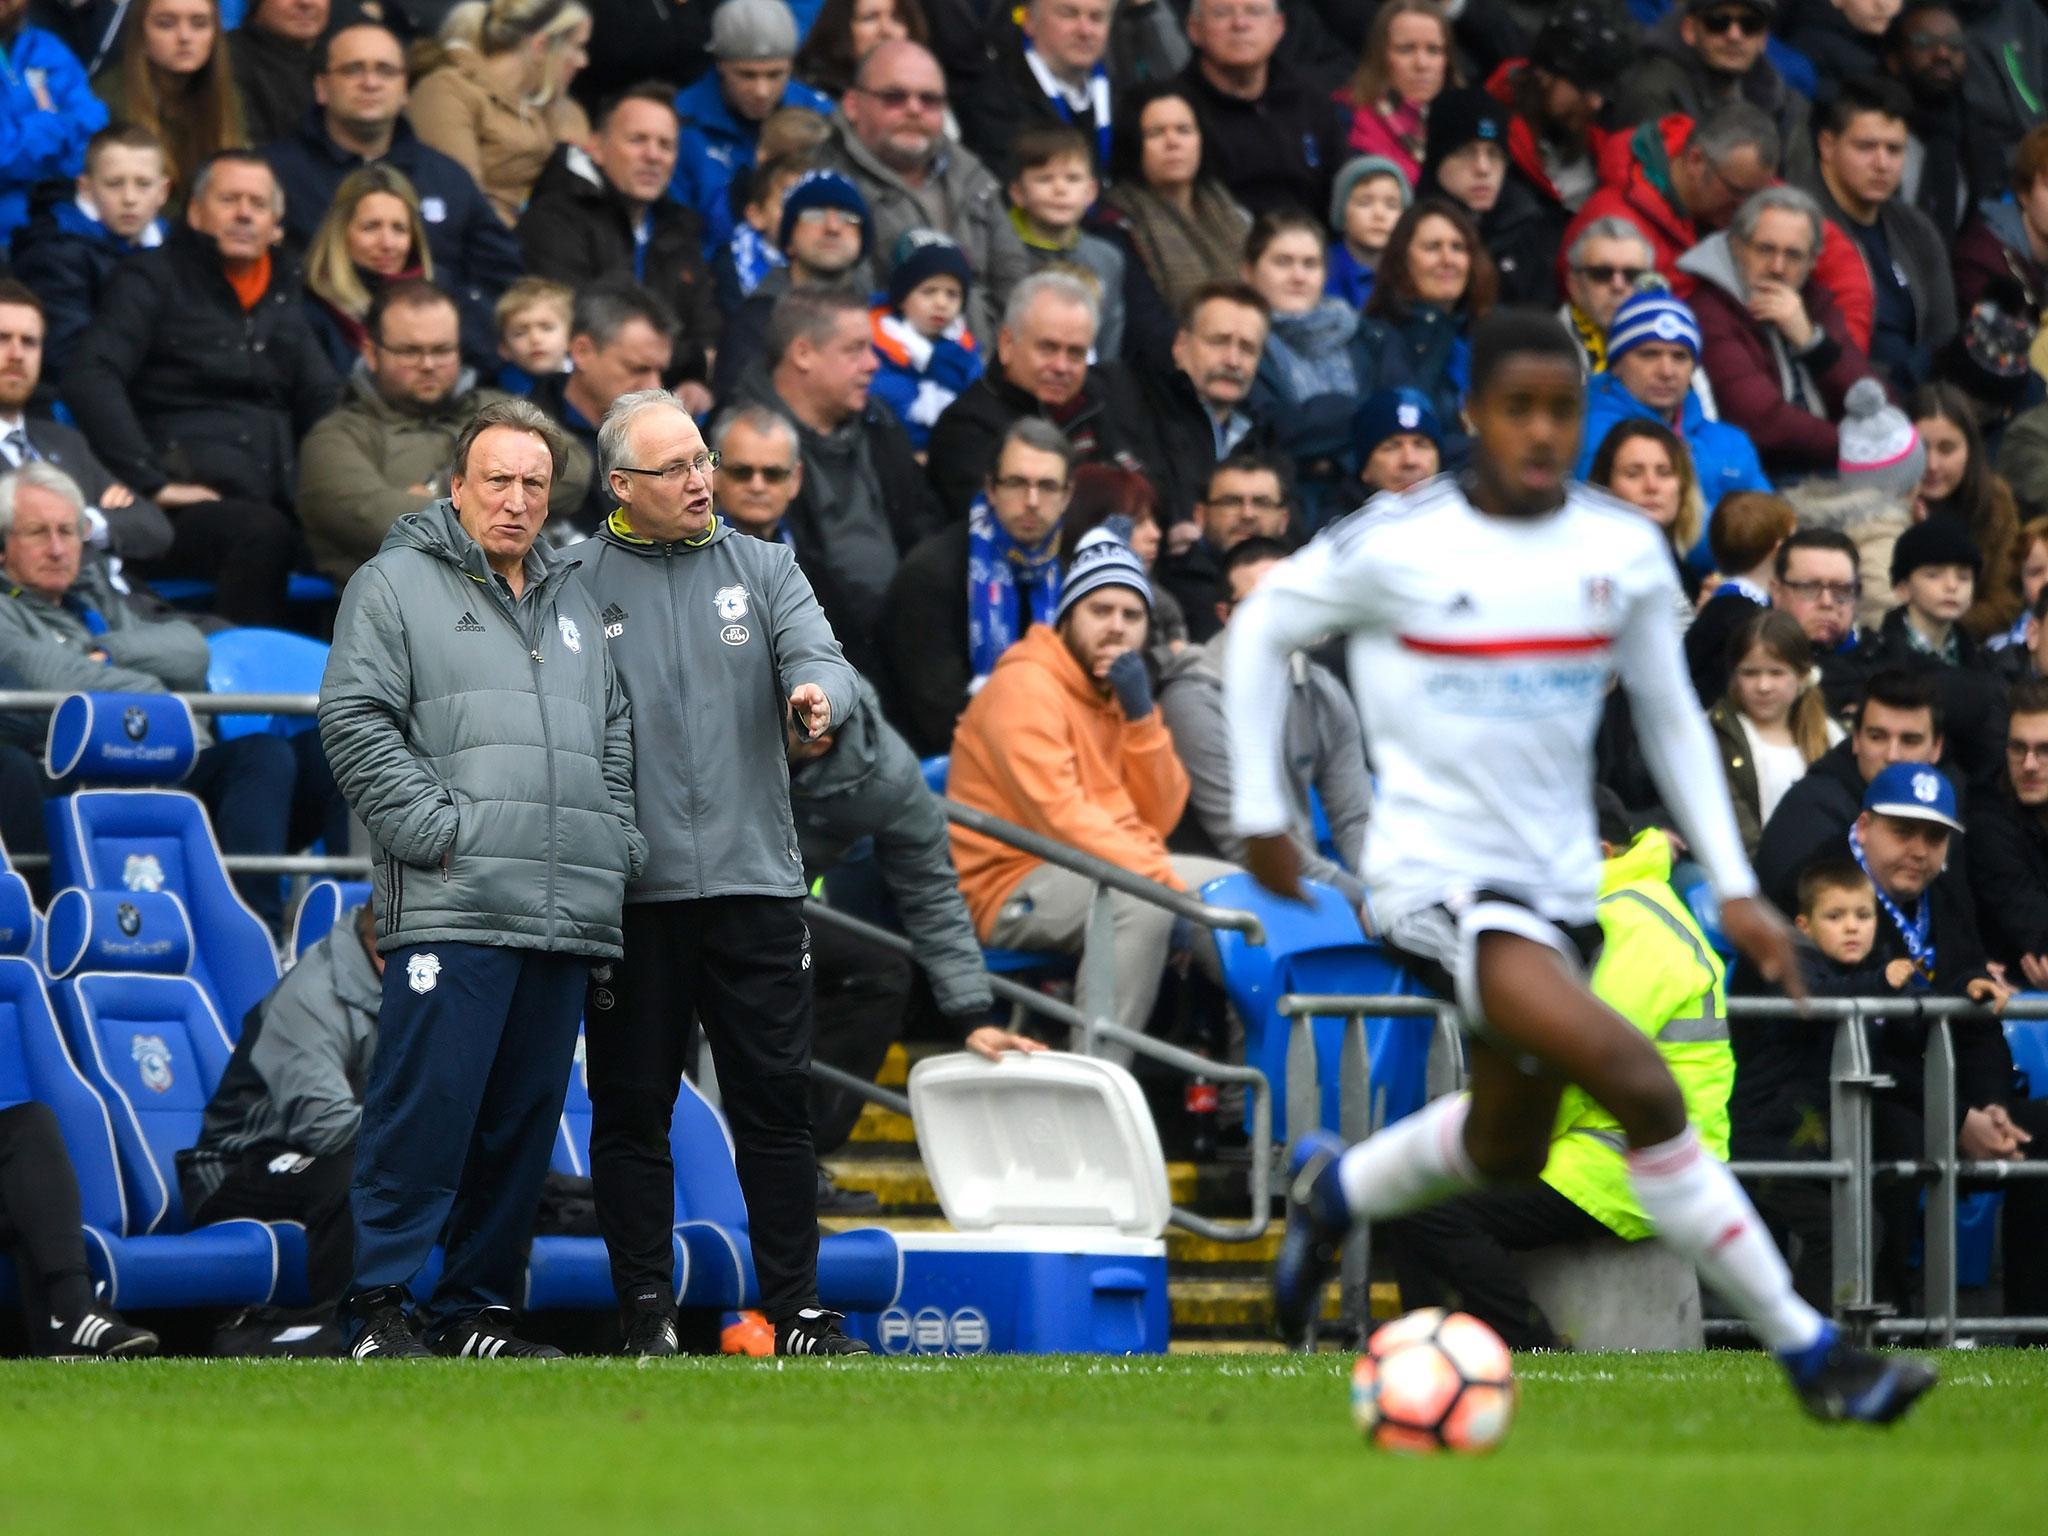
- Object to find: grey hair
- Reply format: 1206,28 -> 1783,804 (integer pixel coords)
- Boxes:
1686,100 -> 1781,178
0,462 -> 89,543
451,396 -> 568,483
1730,185 -> 1824,259
994,415 -> 1078,480
598,387 -> 693,484
1565,216 -> 1655,272
1002,268 -> 1100,339
188,151 -> 286,217
711,404 -> 801,463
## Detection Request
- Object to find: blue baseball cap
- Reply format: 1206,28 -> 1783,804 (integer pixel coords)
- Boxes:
1862,763 -> 1964,834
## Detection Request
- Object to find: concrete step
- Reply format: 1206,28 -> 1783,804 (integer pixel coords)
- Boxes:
1169,1278 -> 1400,1331
848,1100 -> 917,1145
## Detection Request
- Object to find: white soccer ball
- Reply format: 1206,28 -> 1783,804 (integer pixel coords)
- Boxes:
1349,1308 -> 1517,1454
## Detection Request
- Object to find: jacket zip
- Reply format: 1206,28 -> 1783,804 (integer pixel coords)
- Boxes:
666,548 -> 704,898
507,575 -> 563,945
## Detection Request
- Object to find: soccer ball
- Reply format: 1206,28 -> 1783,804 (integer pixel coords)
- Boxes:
1350,1308 -> 1517,1454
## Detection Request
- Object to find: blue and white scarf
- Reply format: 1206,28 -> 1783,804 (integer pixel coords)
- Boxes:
1848,820 -> 1935,983
728,222 -> 787,299
966,495 -> 1061,685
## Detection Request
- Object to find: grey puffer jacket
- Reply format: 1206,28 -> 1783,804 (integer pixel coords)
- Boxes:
791,675 -> 992,1027
567,513 -> 858,903
319,500 -> 643,958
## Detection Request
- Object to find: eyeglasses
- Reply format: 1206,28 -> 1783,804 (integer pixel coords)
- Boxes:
1779,578 -> 1858,604
1204,494 -> 1284,513
329,60 -> 406,79
795,206 -> 863,228
858,85 -> 946,111
2008,741 -> 2048,764
614,451 -> 721,482
1205,2 -> 1277,19
376,341 -> 459,362
1698,8 -> 1767,36
723,462 -> 793,484
992,474 -> 1068,497
1573,263 -> 1648,287
1901,29 -> 1965,51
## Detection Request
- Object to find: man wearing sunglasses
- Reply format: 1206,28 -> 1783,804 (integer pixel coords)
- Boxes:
1880,4 -> 1972,232
1615,0 -> 1815,193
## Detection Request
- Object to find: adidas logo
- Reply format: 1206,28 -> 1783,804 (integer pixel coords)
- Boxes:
454,610 -> 485,633
600,603 -> 627,639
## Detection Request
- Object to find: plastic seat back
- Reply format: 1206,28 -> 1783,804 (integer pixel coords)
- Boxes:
204,628 -> 329,740
2007,1012 -> 2048,1100
920,755 -> 949,795
1275,944 -> 1432,1134
290,879 -> 373,962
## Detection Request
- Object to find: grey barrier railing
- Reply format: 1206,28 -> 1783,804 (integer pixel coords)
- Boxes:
1276,991 -> 2048,1345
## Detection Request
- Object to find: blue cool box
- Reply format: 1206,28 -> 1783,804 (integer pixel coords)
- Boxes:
842,1053 -> 1173,1357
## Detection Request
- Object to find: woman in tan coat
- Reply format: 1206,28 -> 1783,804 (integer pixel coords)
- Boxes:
407,0 -> 592,228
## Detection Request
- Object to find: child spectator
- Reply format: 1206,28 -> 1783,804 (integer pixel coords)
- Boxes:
1686,488 -> 1797,704
868,230 -> 982,454
1793,855 -> 1907,996
492,276 -> 574,395
1710,609 -> 1844,856
713,154 -> 809,317
10,125 -> 170,370
1324,155 -> 1409,310
1006,125 -> 1126,360
1881,514 -> 1982,669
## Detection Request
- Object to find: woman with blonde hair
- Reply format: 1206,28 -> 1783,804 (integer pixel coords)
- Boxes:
302,165 -> 435,371
409,0 -> 593,227
95,0 -> 247,200
1589,417 -> 1707,598
1333,0 -> 1455,189
1710,610 -> 1842,856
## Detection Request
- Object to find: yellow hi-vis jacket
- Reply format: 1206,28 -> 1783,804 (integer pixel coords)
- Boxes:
1540,828 -> 1733,1239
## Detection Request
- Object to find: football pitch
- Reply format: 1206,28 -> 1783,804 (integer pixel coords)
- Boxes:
3,1351 -> 2044,1534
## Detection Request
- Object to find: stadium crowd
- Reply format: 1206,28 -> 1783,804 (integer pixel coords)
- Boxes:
4,0 -> 2048,1355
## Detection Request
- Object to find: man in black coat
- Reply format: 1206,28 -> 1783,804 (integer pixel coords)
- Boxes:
228,0 -> 326,146
1967,678 -> 2048,977
516,84 -> 720,400
1175,0 -> 1348,219
60,154 -> 337,627
262,24 -> 522,372
1156,450 -> 1292,645
1133,279 -> 1275,529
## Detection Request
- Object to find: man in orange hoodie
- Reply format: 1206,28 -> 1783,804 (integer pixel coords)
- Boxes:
948,528 -> 1237,1061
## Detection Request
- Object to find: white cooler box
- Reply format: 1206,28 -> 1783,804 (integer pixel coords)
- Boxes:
843,1053 -> 1172,1356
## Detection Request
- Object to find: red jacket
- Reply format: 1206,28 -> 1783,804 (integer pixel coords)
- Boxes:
1484,61 -> 1618,210
1559,114 -> 1873,351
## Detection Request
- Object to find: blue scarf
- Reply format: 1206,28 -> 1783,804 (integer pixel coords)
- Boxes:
966,496 -> 1061,684
728,223 -> 786,298
1849,821 -> 1935,983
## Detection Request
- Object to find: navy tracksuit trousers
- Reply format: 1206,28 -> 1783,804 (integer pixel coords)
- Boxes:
347,941 -> 587,1332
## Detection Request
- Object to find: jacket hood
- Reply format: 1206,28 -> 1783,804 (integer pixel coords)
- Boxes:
1783,476 -> 1913,533
1585,368 -> 1706,434
1676,230 -> 1743,299
593,505 -> 734,556
1159,629 -> 1226,692
380,497 -> 575,588
1601,825 -> 1676,893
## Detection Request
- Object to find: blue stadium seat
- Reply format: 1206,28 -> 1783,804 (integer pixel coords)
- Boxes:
919,755 -> 949,795
204,628 -> 330,741
149,573 -> 336,613
290,879 -> 373,962
1677,870 -> 1734,960
47,789 -> 281,1034
2006,1014 -> 2048,1101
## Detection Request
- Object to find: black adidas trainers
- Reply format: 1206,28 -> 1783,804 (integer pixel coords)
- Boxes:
623,1298 -> 679,1358
774,1308 -> 872,1357
47,1306 -> 158,1360
431,1306 -> 565,1360
348,1287 -> 430,1360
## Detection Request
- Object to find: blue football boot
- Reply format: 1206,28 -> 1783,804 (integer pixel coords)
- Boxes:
1779,1322 -> 1938,1424
1272,1132 -> 1350,1350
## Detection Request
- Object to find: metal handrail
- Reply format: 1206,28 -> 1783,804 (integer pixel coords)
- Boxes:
0,689 -> 319,716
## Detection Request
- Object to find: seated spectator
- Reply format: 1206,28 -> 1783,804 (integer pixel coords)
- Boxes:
180,901 -> 378,1356
1354,197 -> 1496,465
1587,418 -> 1704,595
1910,381 -> 2023,643
868,230 -> 981,453
516,82 -> 720,401
816,39 -> 1032,343
1880,3 -> 1972,235
492,274 -> 572,395
10,125 -> 169,370
1060,465 -> 1191,651
1174,0 -> 1348,220
1101,79 -> 1252,318
948,529 -> 1235,1062
730,287 -> 942,672
711,166 -> 869,403
1417,85 -> 1557,306
1710,608 -> 1842,855
1988,516 -> 2048,659
954,0 -> 1113,182
299,279 -> 591,581
1353,385 -> 1442,498
1873,512 -> 1984,670
880,418 -> 1073,756
1687,489 -> 1796,703
529,279 -> 675,534
712,134 -> 823,317
1783,0 -> 1889,97
300,163 -> 434,374
1483,1 -> 1632,223
794,0 -> 928,100
1324,155 -> 1408,310
1131,279 -> 1274,530
1006,126 -> 1127,361
1679,186 -> 1878,481
1771,525 -> 1874,715
709,402 -> 802,542
227,0 -> 325,147
671,0 -> 831,256
1798,75 -> 1955,396
1159,534 -> 1368,901
1575,283 -> 1771,519
0,463 -> 339,927
94,0 -> 243,202
0,0 -> 106,244
62,152 -> 337,626
0,282 -> 172,576
1612,0 -> 1814,187
1157,450 -> 1290,644
924,269 -> 1147,519
264,24 -> 523,374
406,0 -> 593,228
1968,677 -> 2048,976
1331,0 -> 1453,191
1557,215 -> 1656,375
1383,793 -> 1731,1349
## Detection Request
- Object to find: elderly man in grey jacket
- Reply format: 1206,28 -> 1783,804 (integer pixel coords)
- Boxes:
319,398 -> 643,1361
569,387 -> 865,1359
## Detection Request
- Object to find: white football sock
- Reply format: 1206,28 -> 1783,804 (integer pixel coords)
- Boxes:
1336,1094 -> 1480,1221
1627,1126 -> 1825,1354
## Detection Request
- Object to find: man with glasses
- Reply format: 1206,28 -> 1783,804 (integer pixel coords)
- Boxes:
1176,0 -> 1348,219
710,168 -> 872,402
1159,450 -> 1292,645
1559,217 -> 1658,373
1771,528 -> 1872,715
880,417 -> 1075,755
568,387 -> 868,1359
1614,0 -> 1814,187
819,39 -> 1030,343
264,24 -> 521,371
1881,5 -> 1973,232
300,279 -> 593,582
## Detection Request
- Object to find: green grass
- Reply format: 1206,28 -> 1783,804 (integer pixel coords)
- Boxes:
1,1352 -> 2043,1534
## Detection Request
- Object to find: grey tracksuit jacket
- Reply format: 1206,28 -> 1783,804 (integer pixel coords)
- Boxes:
318,500 -> 644,958
567,513 -> 857,902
